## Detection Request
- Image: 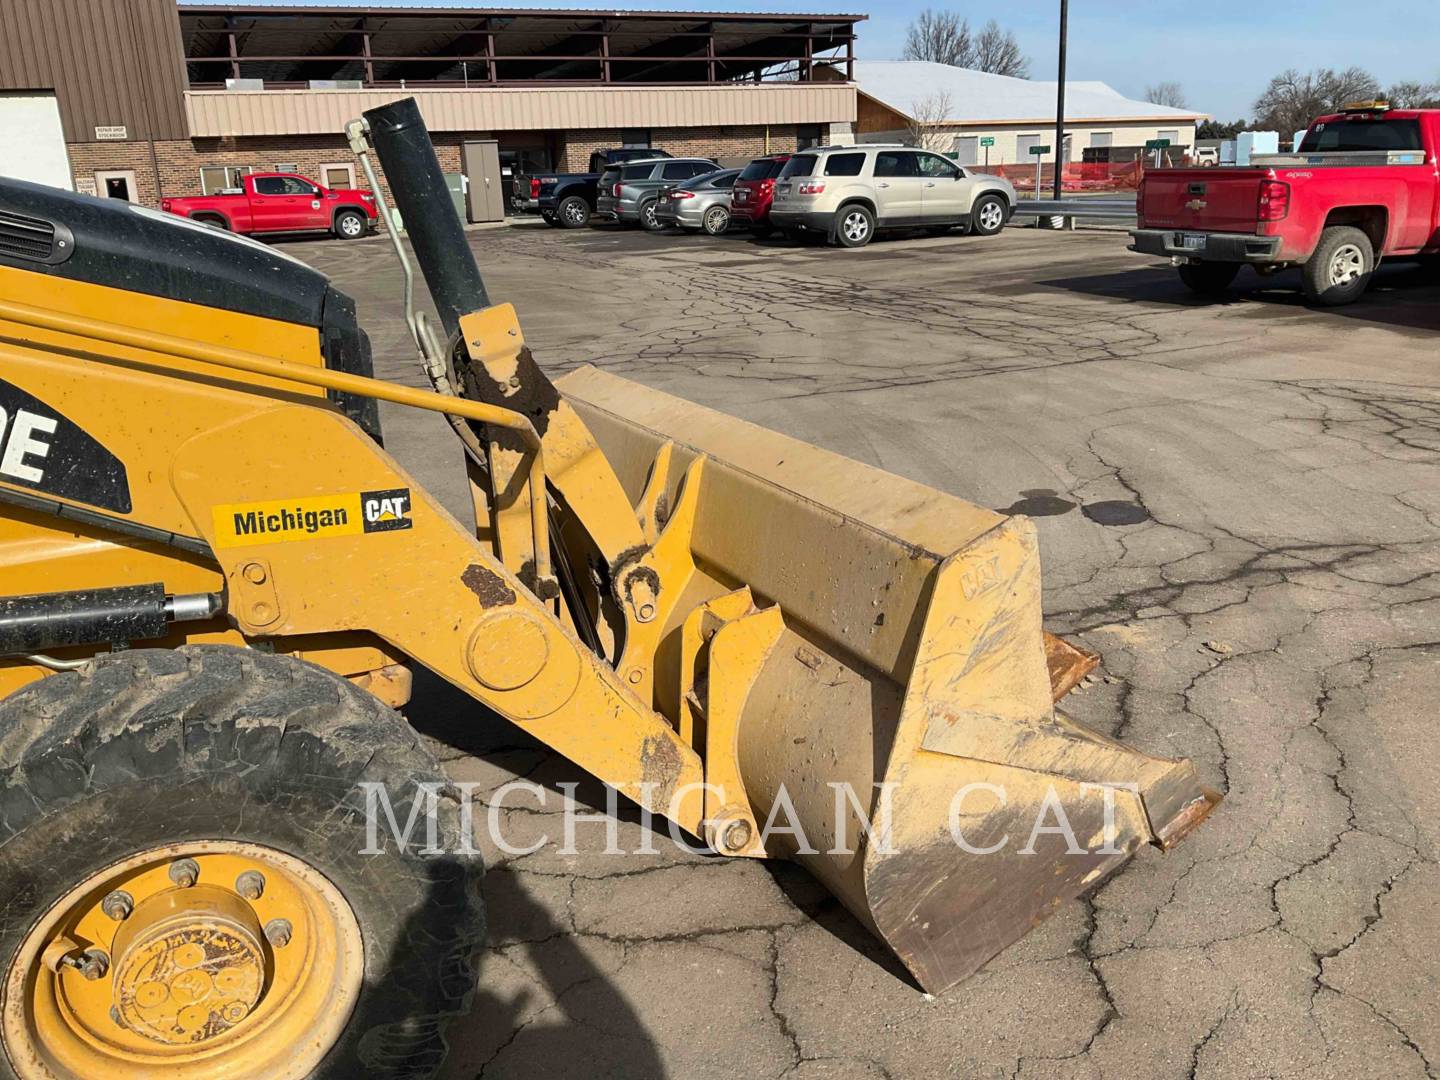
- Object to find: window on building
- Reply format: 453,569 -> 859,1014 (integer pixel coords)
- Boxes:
254,175 -> 318,196
1089,132 -> 1112,149
273,163 -> 299,173
200,165 -> 251,194
1158,129 -> 1180,146
1015,134 -> 1041,159
953,136 -> 979,165
321,163 -> 355,189
619,129 -> 651,148
873,151 -> 919,178
796,124 -> 824,149
824,152 -> 865,176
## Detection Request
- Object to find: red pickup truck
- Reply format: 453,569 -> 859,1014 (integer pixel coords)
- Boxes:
161,172 -> 379,240
1130,103 -> 1440,305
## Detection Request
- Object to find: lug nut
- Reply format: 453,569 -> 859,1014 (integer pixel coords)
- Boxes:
235,870 -> 266,901
264,918 -> 293,949
169,858 -> 200,888
101,890 -> 134,921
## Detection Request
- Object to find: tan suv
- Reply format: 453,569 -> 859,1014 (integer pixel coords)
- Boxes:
769,144 -> 1016,248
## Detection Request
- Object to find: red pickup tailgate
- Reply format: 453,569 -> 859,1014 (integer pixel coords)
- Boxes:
1141,167 -> 1268,232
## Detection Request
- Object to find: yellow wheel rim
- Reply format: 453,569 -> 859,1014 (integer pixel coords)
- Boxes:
2,842 -> 363,1080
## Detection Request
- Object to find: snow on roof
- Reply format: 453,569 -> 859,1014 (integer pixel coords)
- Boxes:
854,61 -> 1206,124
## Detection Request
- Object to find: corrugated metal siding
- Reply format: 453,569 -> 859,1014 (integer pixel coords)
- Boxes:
0,0 -> 188,141
186,85 -> 858,138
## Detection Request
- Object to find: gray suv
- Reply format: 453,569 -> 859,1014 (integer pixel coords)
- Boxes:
769,144 -> 1016,248
597,157 -> 720,230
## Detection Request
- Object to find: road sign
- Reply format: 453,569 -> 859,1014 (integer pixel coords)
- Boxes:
980,136 -> 995,147
1145,138 -> 1172,149
1029,145 -> 1051,156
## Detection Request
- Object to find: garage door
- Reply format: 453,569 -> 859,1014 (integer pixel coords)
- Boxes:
0,92 -> 72,190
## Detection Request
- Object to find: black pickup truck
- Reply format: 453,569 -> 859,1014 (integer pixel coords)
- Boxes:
513,148 -> 672,228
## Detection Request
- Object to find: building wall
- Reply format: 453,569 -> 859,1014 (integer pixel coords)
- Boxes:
857,119 -> 1198,165
560,126 -> 801,171
0,0 -> 188,141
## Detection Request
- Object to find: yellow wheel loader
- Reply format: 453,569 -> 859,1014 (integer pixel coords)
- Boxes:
0,100 -> 1217,1078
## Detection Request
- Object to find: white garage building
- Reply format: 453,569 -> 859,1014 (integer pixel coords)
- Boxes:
847,60 -> 1205,166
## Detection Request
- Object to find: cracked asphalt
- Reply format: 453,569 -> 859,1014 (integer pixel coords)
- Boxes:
283,219 -> 1440,1080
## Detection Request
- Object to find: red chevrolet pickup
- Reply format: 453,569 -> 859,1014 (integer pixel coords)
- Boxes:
161,172 -> 379,240
1131,103 -> 1440,305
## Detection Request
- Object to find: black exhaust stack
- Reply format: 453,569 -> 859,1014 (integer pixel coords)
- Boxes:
363,98 -> 489,335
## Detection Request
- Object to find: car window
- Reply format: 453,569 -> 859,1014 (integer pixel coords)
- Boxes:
916,153 -> 961,179
620,164 -> 655,180
740,158 -> 786,181
701,171 -> 738,189
778,155 -> 818,178
1299,118 -> 1423,152
824,152 -> 866,177
662,162 -> 698,180
254,176 -> 316,196
874,152 -> 920,178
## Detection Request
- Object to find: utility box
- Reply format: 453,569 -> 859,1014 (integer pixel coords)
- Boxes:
1236,131 -> 1279,165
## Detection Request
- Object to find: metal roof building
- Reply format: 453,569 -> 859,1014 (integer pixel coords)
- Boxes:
0,1 -> 864,209
849,60 -> 1207,166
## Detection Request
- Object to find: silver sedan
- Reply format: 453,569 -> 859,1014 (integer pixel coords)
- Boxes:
653,169 -> 741,235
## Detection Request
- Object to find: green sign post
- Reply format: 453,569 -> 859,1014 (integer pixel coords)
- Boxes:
1145,137 -> 1172,167
1029,145 -> 1051,199
980,135 -> 995,167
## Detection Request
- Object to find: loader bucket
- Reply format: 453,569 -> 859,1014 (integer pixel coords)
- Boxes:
556,366 -> 1218,995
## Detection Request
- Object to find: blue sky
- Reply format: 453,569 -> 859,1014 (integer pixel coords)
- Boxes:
204,1 -> 1440,119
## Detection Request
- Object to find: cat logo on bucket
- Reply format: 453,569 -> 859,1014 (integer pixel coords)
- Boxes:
212,488 -> 413,547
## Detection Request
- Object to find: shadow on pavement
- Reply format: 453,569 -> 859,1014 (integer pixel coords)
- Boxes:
1041,260 -> 1440,333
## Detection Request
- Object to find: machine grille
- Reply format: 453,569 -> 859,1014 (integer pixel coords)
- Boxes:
0,210 -> 57,262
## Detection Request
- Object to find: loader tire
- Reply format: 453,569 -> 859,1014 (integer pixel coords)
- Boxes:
1302,225 -> 1374,306
0,646 -> 484,1080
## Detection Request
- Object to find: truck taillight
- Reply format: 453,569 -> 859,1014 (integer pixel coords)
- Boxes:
160,199 -> 172,213
529,178 -> 541,198
1258,179 -> 1290,221
798,181 -> 826,196
612,183 -> 623,198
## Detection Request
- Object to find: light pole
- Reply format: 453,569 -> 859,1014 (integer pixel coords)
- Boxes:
1053,0 -> 1068,202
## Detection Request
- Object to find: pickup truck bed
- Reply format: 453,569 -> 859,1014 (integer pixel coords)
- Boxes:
1131,107 -> 1440,305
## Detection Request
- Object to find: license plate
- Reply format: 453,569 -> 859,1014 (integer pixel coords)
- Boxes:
776,184 -> 790,195
735,190 -> 749,202
1178,232 -> 1206,250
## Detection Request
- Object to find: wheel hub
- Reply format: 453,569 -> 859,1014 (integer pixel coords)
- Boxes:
110,885 -> 266,1045
3,842 -> 363,1080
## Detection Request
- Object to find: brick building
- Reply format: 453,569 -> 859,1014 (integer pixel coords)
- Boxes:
0,2 -> 862,214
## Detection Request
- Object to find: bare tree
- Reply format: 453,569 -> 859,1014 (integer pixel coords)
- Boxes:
973,20 -> 1029,78
1387,79 -> 1440,108
902,10 -> 973,67
905,91 -> 955,151
1253,67 -> 1380,132
1144,81 -> 1187,108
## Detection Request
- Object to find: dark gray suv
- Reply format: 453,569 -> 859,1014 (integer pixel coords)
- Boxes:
596,157 -> 719,229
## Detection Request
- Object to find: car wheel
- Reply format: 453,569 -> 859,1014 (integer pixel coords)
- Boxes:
1178,261 -> 1241,296
334,209 -> 367,240
1301,225 -> 1374,306
557,195 -> 591,229
193,214 -> 229,231
639,200 -> 662,231
834,204 -> 874,248
703,205 -> 730,236
971,194 -> 1008,237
